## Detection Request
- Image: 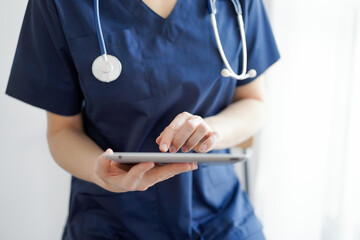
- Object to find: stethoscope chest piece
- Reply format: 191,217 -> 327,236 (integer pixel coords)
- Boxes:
92,54 -> 122,83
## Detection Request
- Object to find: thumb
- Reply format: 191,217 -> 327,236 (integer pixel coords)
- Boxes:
96,148 -> 114,178
104,148 -> 114,154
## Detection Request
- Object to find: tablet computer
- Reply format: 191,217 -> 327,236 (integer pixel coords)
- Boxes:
103,152 -> 248,164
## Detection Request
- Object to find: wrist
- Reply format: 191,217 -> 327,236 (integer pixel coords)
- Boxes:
90,158 -> 106,188
204,116 -> 220,133
204,116 -> 223,147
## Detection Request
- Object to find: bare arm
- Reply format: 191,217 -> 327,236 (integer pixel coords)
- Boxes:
157,76 -> 266,152
205,75 -> 266,149
47,112 -> 197,192
47,113 -> 103,183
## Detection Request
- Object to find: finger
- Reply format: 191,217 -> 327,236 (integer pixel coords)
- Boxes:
144,163 -> 197,185
159,112 -> 192,152
158,163 -> 198,182
191,137 -> 206,152
159,174 -> 175,182
181,122 -> 210,152
104,148 -> 114,155
156,131 -> 165,144
156,135 -> 162,145
126,162 -> 156,182
196,131 -> 220,153
155,172 -> 176,183
110,161 -> 132,172
95,148 -> 114,180
171,116 -> 204,153
136,168 -> 183,191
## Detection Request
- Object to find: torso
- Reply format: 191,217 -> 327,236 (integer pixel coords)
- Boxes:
54,0 -> 262,239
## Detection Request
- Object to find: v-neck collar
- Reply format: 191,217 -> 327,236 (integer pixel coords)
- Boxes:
127,0 -> 193,42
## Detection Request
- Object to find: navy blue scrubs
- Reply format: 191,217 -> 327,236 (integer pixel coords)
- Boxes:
6,0 -> 279,239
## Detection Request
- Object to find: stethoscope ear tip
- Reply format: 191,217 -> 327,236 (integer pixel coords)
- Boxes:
248,69 -> 257,78
221,68 -> 231,77
221,68 -> 257,80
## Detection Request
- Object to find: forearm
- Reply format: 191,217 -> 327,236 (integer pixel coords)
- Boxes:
205,98 -> 266,150
47,127 -> 103,184
47,112 -> 197,193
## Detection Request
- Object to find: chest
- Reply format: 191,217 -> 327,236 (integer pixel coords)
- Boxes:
58,0 -> 241,106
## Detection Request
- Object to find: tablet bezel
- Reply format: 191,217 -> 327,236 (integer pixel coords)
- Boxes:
103,152 -> 248,164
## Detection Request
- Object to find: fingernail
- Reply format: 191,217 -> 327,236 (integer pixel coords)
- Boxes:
199,144 -> 207,152
192,163 -> 198,170
170,146 -> 176,153
161,144 -> 168,152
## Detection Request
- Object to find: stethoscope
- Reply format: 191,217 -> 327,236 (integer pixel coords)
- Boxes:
92,0 -> 257,83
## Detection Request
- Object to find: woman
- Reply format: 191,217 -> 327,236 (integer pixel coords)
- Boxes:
6,0 -> 279,239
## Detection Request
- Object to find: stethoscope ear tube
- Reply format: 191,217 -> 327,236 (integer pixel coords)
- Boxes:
94,0 -> 107,56
207,0 -> 217,14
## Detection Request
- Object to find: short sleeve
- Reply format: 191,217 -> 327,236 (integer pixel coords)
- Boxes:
236,0 -> 280,87
5,0 -> 83,116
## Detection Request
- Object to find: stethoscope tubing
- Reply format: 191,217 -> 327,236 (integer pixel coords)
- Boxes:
237,15 -> 248,77
92,0 -> 256,82
209,0 -> 256,80
94,0 -> 108,61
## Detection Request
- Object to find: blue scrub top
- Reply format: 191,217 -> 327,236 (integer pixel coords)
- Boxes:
6,0 -> 279,239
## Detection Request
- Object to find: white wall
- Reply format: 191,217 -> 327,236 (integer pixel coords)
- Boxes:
0,1 -> 70,239
253,0 -> 360,239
